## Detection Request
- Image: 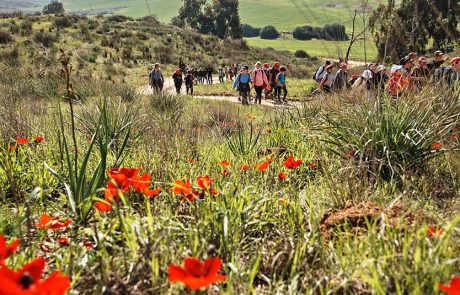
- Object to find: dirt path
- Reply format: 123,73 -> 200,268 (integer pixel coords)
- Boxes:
139,77 -> 304,109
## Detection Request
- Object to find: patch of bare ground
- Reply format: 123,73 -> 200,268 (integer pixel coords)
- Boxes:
320,201 -> 434,239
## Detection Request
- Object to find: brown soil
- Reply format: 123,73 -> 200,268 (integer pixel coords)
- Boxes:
320,201 -> 434,239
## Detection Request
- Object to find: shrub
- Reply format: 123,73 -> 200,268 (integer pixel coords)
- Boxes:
33,31 -> 56,48
322,23 -> 348,41
0,30 -> 13,44
293,25 -> 318,40
54,16 -> 72,29
260,25 -> 280,40
294,50 -> 309,58
321,95 -> 460,181
241,24 -> 261,38
108,15 -> 133,23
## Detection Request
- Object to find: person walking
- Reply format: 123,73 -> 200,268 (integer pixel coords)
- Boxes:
185,70 -> 194,96
386,65 -> 410,98
266,62 -> 280,99
172,69 -> 183,95
428,50 -> 447,76
251,61 -> 269,105
218,68 -> 225,83
314,60 -> 331,83
206,65 -> 213,84
149,63 -> 164,94
435,57 -> 460,87
374,65 -> 389,91
332,63 -> 349,91
275,66 -> 288,103
315,65 -> 335,93
411,56 -> 430,91
233,65 -> 252,106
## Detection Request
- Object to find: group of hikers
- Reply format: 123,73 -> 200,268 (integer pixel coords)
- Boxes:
148,50 -> 460,105
312,51 -> 460,98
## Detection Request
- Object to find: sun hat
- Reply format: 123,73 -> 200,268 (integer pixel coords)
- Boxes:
391,64 -> 403,74
400,57 -> 412,65
339,62 -> 348,68
450,57 -> 460,65
263,63 -> 269,68
377,65 -> 387,72
243,65 -> 249,70
362,70 -> 373,79
418,56 -> 427,63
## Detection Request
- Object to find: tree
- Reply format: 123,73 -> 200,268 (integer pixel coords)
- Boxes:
242,24 -> 261,38
345,8 -> 369,62
293,26 -> 315,40
322,24 -> 348,41
260,25 -> 280,40
212,0 -> 242,39
43,0 -> 65,15
176,0 -> 207,31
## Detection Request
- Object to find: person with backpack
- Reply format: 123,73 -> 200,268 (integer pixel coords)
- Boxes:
332,63 -> 349,91
374,65 -> 389,91
218,68 -> 225,83
386,65 -> 410,98
411,57 -> 430,91
185,70 -> 194,96
435,57 -> 460,87
233,65 -> 252,106
428,50 -> 447,77
275,66 -> 288,103
149,63 -> 164,94
315,65 -> 334,93
313,60 -> 331,83
172,69 -> 183,95
266,62 -> 280,99
251,61 -> 269,105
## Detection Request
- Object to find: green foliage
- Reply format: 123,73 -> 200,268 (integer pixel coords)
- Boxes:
260,25 -> 279,40
293,24 -> 348,41
33,31 -> 56,48
43,0 -> 65,15
321,95 -> 460,181
241,23 -> 260,38
0,30 -> 13,44
294,49 -> 309,58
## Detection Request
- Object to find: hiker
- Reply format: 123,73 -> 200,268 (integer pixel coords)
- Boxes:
218,68 -> 225,83
332,63 -> 349,91
315,65 -> 334,93
149,63 -> 164,94
185,70 -> 194,96
276,66 -> 288,103
227,67 -> 234,81
206,65 -> 213,84
266,62 -> 280,99
198,68 -> 206,85
428,50 -> 447,76
386,65 -> 410,98
314,60 -> 331,83
251,61 -> 269,105
353,63 -> 376,92
233,65 -> 252,106
435,57 -> 460,87
374,65 -> 389,91
411,57 -> 430,91
400,56 -> 413,77
172,69 -> 183,95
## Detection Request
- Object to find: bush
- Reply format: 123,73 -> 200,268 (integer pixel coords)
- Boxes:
260,25 -> 280,40
293,25 -> 320,40
54,16 -> 72,29
293,24 -> 348,41
108,15 -> 133,23
33,31 -> 56,48
294,50 -> 309,58
322,23 -> 348,41
241,24 -> 261,38
0,30 -> 13,44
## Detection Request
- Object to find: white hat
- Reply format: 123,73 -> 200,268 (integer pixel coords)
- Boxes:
377,65 -> 387,72
362,70 -> 373,79
390,65 -> 403,74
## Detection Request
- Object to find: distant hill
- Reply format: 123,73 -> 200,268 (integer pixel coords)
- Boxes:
5,0 -> 378,31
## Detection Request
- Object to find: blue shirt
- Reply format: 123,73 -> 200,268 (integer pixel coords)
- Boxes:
233,73 -> 251,89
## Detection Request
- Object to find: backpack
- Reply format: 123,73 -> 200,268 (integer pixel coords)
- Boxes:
313,66 -> 325,81
434,67 -> 453,84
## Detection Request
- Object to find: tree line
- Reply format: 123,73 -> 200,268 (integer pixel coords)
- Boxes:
242,23 -> 348,41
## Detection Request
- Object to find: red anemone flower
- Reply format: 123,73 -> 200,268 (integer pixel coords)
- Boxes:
254,161 -> 270,171
284,156 -> 302,169
58,237 -> 70,246
432,143 -> 443,150
8,145 -> 16,151
0,235 -> 19,262
209,188 -> 220,196
37,213 -> 72,231
218,160 -> 231,167
197,176 -> 214,190
169,257 -> 227,290
0,257 -> 70,295
240,164 -> 250,171
16,137 -> 28,145
34,136 -> 45,143
219,169 -> 230,177
427,226 -> 445,237
144,187 -> 162,198
308,163 -> 317,169
180,190 -> 203,202
172,179 -> 193,195
132,173 -> 151,193
439,275 -> 460,295
84,241 -> 94,250
95,201 -> 113,212
278,172 -> 287,181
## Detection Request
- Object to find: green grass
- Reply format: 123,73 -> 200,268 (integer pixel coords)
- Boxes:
246,37 -> 379,61
14,0 -> 382,30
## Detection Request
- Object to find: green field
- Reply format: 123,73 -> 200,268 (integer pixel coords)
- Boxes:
246,37 -> 378,61
11,0 -> 383,30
